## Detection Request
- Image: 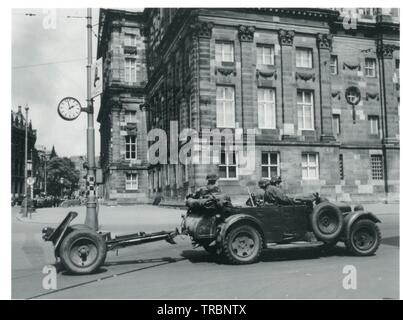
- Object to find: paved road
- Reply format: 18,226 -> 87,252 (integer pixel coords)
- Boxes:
12,204 -> 399,299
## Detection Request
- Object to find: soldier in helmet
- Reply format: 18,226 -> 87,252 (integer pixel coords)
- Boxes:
186,173 -> 231,209
263,176 -> 295,205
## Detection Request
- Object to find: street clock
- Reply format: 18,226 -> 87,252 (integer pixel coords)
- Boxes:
57,97 -> 82,121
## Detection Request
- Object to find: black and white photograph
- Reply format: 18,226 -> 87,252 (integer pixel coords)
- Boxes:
4,2 -> 401,302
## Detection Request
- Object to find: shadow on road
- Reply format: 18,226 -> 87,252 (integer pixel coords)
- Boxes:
381,236 -> 399,247
181,245 -> 352,264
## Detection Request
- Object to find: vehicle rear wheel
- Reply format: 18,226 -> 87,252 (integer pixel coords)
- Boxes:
345,219 -> 381,256
223,225 -> 262,265
59,229 -> 107,274
310,202 -> 343,242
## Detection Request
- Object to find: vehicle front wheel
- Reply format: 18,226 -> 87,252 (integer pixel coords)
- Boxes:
59,229 -> 107,274
223,225 -> 262,265
345,219 -> 381,256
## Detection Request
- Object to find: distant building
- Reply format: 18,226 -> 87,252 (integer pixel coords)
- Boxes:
69,155 -> 88,194
11,106 -> 36,198
97,8 -> 400,204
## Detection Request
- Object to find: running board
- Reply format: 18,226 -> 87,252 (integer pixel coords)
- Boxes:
266,241 -> 324,249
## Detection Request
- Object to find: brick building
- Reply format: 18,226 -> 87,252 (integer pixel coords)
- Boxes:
97,8 -> 400,204
11,106 -> 37,199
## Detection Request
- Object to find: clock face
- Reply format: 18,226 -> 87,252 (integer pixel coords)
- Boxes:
57,97 -> 82,121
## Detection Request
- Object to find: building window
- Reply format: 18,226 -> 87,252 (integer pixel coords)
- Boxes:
219,150 -> 237,180
302,153 -> 319,180
368,115 -> 379,135
332,114 -> 341,135
258,88 -> 276,129
297,90 -> 314,130
125,136 -> 137,160
124,58 -> 137,83
262,152 -> 280,179
371,155 -> 384,180
124,34 -> 137,47
339,154 -> 344,180
330,55 -> 338,75
216,86 -> 235,128
364,58 -> 376,77
125,173 -> 138,190
125,111 -> 137,123
296,48 -> 313,68
215,41 -> 234,63
257,45 -> 274,66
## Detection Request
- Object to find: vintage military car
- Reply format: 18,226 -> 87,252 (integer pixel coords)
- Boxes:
42,194 -> 381,274
183,197 -> 382,264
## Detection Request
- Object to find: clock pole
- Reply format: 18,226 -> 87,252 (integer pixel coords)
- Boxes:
84,7 -> 98,231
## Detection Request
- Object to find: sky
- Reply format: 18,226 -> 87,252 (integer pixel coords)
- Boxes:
12,8 -> 101,157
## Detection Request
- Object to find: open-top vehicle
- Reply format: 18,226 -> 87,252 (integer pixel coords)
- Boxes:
183,197 -> 382,264
42,195 -> 381,274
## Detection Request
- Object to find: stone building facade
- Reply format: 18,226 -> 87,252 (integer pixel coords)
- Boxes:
98,8 -> 400,204
11,106 -> 37,199
97,9 -> 149,204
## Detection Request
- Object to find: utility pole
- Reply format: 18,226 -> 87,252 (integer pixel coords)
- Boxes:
44,158 -> 47,195
23,106 -> 29,218
84,8 -> 98,231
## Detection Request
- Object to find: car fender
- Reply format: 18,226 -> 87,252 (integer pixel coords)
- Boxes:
343,210 -> 381,238
217,214 -> 265,244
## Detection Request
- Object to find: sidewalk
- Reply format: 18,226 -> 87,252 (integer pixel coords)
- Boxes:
16,201 -> 398,226
15,205 -> 184,229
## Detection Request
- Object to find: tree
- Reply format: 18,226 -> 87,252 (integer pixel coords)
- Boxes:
46,157 -> 80,197
50,145 -> 57,159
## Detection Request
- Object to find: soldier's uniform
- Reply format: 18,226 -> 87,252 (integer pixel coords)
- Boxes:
186,173 -> 231,209
263,177 -> 295,205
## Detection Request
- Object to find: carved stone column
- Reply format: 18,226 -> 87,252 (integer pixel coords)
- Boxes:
317,33 -> 335,142
239,25 -> 255,129
188,19 -> 214,131
376,40 -> 399,144
278,29 -> 295,139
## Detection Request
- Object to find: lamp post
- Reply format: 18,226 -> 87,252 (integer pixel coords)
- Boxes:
60,177 -> 64,198
23,106 -> 29,218
84,8 -> 98,231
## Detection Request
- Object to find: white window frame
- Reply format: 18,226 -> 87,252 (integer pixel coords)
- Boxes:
258,88 -> 276,129
257,45 -> 274,66
124,34 -> 137,47
219,150 -> 238,180
296,48 -> 313,68
124,58 -> 137,83
302,153 -> 319,180
215,41 -> 234,63
125,135 -> 137,160
125,173 -> 138,190
364,58 -> 376,78
261,152 -> 280,180
216,86 -> 235,128
330,55 -> 338,75
370,155 -> 384,180
297,90 -> 314,130
369,116 -> 379,135
332,114 -> 341,135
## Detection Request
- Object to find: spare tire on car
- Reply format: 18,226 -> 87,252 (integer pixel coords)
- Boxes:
310,202 -> 343,242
